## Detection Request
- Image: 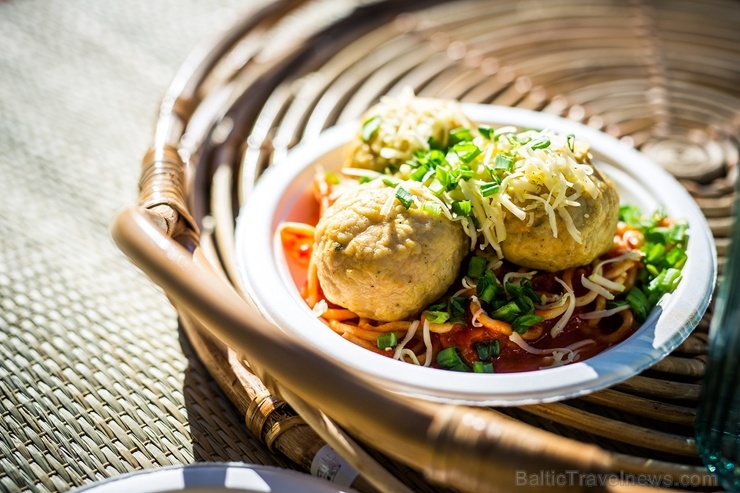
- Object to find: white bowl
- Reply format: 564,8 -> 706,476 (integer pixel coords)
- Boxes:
70,463 -> 356,493
235,104 -> 716,406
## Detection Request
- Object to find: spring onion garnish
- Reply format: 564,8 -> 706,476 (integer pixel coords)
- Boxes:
451,200 -> 472,217
451,143 -> 482,163
448,297 -> 468,324
361,115 -> 381,142
476,270 -> 502,304
530,136 -> 551,150
475,340 -> 500,360
449,127 -> 474,145
420,200 -> 442,216
513,314 -> 545,334
376,332 -> 398,349
614,206 -> 689,322
566,133 -> 575,152
467,256 -> 488,279
494,154 -> 514,172
436,347 -> 469,371
395,186 -> 414,209
480,182 -> 500,197
425,310 -> 450,324
478,125 -> 494,140
473,361 -> 494,373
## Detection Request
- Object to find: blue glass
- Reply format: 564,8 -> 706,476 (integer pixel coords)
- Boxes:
695,178 -> 740,492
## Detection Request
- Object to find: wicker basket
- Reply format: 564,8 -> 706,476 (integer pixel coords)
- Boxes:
111,1 -> 739,491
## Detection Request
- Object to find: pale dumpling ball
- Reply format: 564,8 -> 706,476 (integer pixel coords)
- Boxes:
501,165 -> 619,272
345,89 -> 473,172
313,185 -> 468,321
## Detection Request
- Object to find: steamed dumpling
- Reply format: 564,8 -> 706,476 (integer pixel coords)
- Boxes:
501,165 -> 619,271
345,89 -> 473,172
313,185 -> 468,321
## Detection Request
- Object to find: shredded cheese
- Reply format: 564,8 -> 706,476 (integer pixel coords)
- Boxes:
550,277 -> 576,337
393,320 -> 420,361
347,90 -> 602,261
509,333 -> 596,369
311,299 -> 328,317
422,319 -> 433,367
579,304 -> 630,320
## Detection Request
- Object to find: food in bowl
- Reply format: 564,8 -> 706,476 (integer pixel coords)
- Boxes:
277,90 -> 689,374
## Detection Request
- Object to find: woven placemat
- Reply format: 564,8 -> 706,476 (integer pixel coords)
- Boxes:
0,2 -> 296,492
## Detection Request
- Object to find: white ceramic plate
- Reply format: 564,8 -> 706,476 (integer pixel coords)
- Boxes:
235,104 -> 716,406
70,463 -> 356,493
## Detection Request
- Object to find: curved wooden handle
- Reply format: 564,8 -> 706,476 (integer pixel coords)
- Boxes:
138,144 -> 198,238
111,205 -> 619,493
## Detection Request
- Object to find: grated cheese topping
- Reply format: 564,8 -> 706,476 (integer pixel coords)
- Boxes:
344,90 -> 601,260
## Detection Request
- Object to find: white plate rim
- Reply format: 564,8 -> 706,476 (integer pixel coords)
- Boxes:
69,462 -> 355,493
235,104 -> 716,406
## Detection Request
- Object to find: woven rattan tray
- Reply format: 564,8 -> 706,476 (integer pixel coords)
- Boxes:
113,1 -> 739,491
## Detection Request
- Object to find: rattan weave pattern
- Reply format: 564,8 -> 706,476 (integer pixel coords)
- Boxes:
0,2 -> 292,493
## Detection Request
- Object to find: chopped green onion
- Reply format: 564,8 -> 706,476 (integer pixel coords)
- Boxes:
435,167 -> 451,188
451,200 -> 472,217
376,332 -> 397,349
427,136 -> 444,151
450,143 -> 482,163
626,288 -> 649,322
361,115 -> 381,142
382,177 -> 400,187
530,136 -> 551,150
428,178 -> 445,195
644,243 -> 665,264
494,154 -> 514,173
437,347 -> 468,371
476,270 -> 502,304
514,295 -> 535,315
480,182 -> 500,197
425,310 -> 450,324
670,221 -> 688,245
359,176 -> 372,184
449,127 -> 474,145
467,256 -> 488,279
512,314 -> 544,334
395,186 -> 414,209
491,301 -> 522,323
619,205 -> 642,225
458,165 -> 474,181
566,133 -> 575,152
665,246 -> 687,268
409,165 -> 429,182
448,297 -> 468,324
649,267 -> 682,295
645,227 -> 672,244
478,125 -> 494,140
475,340 -> 500,360
519,278 -> 541,304
472,361 -> 494,373
420,201 -> 442,217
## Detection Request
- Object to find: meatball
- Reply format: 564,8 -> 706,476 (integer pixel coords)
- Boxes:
501,165 -> 619,272
345,90 -> 473,172
313,185 -> 468,321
